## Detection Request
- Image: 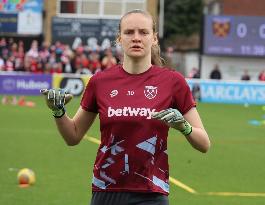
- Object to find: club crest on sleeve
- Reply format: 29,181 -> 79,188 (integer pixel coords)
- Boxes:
144,86 -> 157,99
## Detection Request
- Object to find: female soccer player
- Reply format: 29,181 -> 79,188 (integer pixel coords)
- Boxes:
41,9 -> 210,205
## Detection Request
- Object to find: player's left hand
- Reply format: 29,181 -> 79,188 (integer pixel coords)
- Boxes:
152,108 -> 192,136
152,108 -> 185,129
40,88 -> 73,118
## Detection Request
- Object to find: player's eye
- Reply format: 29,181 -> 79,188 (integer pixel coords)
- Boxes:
123,30 -> 134,35
140,30 -> 149,35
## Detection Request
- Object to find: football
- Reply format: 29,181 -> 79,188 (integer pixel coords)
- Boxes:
17,168 -> 36,185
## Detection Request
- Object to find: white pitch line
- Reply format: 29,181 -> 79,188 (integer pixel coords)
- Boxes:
83,135 -> 197,194
169,176 -> 197,194
206,192 -> 265,197
84,135 -> 100,145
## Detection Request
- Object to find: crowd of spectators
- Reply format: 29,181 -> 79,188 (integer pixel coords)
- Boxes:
0,37 -> 121,75
1,37 -> 265,82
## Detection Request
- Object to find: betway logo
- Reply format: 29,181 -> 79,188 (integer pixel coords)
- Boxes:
108,107 -> 156,119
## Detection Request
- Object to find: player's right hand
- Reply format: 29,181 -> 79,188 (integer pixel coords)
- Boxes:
40,88 -> 73,118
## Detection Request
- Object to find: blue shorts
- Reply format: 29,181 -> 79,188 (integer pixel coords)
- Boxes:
90,192 -> 169,205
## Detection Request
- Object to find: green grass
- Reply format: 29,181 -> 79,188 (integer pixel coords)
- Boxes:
1,96 -> 265,205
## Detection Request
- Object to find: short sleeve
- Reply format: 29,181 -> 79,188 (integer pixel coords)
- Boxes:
80,75 -> 98,113
172,72 -> 196,114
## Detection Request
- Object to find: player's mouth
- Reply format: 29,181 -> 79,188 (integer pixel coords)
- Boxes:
130,45 -> 143,51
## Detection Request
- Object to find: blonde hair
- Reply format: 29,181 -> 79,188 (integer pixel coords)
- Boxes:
117,9 -> 164,66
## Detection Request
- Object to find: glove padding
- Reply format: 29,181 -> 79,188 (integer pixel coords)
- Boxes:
152,108 -> 192,136
40,88 -> 73,118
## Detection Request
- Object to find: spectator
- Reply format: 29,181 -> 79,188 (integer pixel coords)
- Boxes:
63,45 -> 74,60
7,38 -> 15,51
241,69 -> 251,81
76,53 -> 91,74
1,45 -> 9,62
47,51 -> 57,69
80,53 -> 90,69
27,40 -> 39,59
101,48 -> 117,70
14,55 -> 24,71
5,56 -> 15,71
188,67 -> 200,78
209,64 -> 222,79
0,38 -> 7,56
89,51 -> 101,74
61,54 -> 73,73
258,70 -> 265,81
39,41 -> 50,64
10,43 -> 18,57
0,56 -> 4,71
16,42 -> 25,71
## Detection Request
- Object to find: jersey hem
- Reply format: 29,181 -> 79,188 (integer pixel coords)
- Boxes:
91,188 -> 169,196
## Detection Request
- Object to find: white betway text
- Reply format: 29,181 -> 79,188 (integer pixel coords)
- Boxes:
108,107 -> 156,119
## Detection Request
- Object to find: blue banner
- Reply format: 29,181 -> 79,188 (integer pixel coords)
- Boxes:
0,73 -> 52,95
187,79 -> 265,105
0,13 -> 17,34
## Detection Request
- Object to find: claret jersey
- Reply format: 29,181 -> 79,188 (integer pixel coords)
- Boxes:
81,65 -> 196,195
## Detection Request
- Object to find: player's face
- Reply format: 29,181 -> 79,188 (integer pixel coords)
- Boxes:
118,13 -> 157,59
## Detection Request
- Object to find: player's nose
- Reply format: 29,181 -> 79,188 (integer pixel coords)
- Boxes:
132,31 -> 141,41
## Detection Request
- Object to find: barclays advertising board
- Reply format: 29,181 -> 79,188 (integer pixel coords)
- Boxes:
188,79 -> 265,104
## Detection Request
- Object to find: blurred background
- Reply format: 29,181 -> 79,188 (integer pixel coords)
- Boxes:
0,0 -> 265,205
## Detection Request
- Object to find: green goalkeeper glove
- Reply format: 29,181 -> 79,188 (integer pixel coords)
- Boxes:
40,88 -> 73,118
152,108 -> 192,136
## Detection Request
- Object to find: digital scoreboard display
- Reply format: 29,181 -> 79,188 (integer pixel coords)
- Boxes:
203,15 -> 265,57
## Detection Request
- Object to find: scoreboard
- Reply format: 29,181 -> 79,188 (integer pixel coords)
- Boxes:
203,15 -> 265,57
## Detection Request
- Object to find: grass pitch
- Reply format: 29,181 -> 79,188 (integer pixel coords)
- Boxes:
0,95 -> 265,205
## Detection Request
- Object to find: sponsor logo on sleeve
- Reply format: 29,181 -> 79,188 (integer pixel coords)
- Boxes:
110,89 -> 118,97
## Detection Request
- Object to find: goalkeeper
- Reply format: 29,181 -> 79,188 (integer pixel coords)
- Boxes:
41,9 -> 210,205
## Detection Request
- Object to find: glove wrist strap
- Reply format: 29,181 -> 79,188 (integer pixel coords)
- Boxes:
181,120 -> 192,136
52,108 -> 65,118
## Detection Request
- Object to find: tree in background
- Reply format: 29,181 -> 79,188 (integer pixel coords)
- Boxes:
163,0 -> 203,50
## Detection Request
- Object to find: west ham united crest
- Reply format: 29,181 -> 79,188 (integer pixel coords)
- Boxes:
212,17 -> 231,38
144,86 -> 157,99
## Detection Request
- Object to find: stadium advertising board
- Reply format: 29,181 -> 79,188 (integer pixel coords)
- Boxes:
52,17 -> 119,49
0,73 -> 51,95
52,73 -> 91,96
203,15 -> 265,57
188,79 -> 265,104
0,13 -> 18,35
1,72 -> 264,104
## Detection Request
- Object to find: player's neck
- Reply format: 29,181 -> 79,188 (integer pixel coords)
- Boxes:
123,56 -> 152,74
